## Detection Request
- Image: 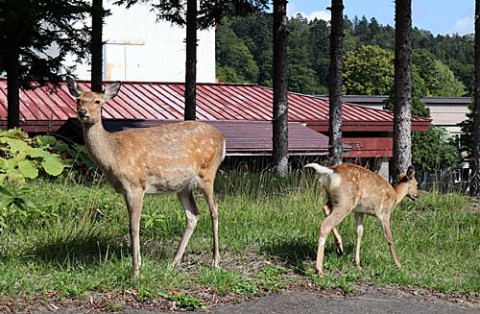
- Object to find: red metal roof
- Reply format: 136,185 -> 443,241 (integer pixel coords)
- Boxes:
0,79 -> 431,133
58,119 -> 331,156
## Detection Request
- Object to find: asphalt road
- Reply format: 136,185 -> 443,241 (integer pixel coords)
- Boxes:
37,287 -> 479,314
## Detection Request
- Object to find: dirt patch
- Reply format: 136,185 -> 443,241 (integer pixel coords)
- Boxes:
2,252 -> 479,313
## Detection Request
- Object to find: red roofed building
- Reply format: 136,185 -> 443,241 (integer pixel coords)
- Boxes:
0,79 -> 431,159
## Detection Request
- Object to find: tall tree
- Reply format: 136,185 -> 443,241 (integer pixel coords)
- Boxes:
471,0 -> 480,195
184,0 -> 197,120
391,0 -> 413,182
91,0 -> 105,92
0,0 -> 90,129
272,0 -> 288,176
328,0 -> 344,165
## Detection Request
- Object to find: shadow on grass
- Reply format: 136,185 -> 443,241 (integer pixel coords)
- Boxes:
19,234 -> 131,267
262,237 -> 354,274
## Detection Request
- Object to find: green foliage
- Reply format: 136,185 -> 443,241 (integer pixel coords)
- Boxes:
459,100 -> 474,152
0,0 -> 90,86
433,60 -> 467,96
0,173 -> 478,307
0,185 -> 53,232
413,49 -> 466,97
234,278 -> 259,295
165,294 -> 205,310
0,129 -> 66,184
217,13 -> 471,97
412,126 -> 459,172
216,22 -> 259,83
343,45 -> 394,95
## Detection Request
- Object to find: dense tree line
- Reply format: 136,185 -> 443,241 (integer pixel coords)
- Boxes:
216,13 -> 473,98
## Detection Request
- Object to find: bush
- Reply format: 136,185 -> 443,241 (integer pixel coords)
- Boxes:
0,129 -> 96,184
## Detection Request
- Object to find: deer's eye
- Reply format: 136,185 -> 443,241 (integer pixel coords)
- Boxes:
95,100 -> 101,105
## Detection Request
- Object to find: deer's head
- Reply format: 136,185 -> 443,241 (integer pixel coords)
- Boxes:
66,77 -> 121,125
398,166 -> 419,201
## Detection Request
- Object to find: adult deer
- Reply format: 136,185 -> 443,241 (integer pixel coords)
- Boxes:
304,163 -> 419,275
66,77 -> 226,282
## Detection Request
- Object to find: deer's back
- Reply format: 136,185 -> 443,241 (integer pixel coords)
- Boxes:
106,121 -> 225,194
328,164 -> 396,215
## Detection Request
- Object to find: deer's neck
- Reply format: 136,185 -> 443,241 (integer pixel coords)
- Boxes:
82,121 -> 116,170
393,182 -> 408,205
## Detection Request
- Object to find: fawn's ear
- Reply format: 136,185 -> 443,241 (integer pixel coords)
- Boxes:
66,76 -> 82,98
102,82 -> 122,101
406,165 -> 415,180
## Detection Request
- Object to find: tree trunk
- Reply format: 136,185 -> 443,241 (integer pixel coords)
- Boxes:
328,0 -> 344,166
91,0 -> 104,93
272,0 -> 288,176
184,0 -> 197,121
391,0 -> 412,183
470,0 -> 480,195
6,48 -> 20,130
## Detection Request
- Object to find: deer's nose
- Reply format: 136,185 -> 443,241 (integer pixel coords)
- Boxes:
78,109 -> 88,118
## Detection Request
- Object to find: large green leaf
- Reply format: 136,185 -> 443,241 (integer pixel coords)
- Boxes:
17,160 -> 39,179
0,158 -> 16,172
25,146 -> 49,158
41,155 -> 64,176
1,138 -> 29,153
7,171 -> 26,185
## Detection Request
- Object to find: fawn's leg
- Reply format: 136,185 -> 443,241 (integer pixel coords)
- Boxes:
378,215 -> 402,268
322,204 -> 344,255
316,205 -> 351,275
354,212 -> 364,266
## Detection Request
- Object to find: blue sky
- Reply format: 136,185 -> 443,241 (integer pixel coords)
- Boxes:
287,0 -> 474,36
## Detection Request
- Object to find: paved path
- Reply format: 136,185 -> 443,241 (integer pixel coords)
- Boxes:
211,290 -> 477,314
39,288 -> 479,314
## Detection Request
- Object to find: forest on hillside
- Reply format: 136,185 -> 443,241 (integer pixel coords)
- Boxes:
216,13 -> 473,97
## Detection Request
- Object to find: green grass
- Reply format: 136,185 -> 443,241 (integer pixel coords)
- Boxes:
0,171 -> 478,307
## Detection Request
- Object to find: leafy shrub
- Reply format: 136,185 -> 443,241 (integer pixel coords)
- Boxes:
0,186 -> 54,231
165,294 -> 205,310
0,129 -> 66,183
0,129 -> 97,184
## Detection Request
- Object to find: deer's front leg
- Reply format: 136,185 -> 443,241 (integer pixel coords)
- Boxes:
379,215 -> 402,268
125,188 -> 145,283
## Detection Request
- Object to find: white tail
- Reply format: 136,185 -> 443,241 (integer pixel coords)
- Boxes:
305,163 -> 419,274
304,163 -> 334,175
66,77 -> 226,282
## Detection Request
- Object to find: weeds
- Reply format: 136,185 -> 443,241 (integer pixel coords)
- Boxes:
0,171 -> 478,307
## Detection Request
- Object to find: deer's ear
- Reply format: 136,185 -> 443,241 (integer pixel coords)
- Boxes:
103,82 -> 121,101
66,76 -> 82,98
406,166 -> 415,180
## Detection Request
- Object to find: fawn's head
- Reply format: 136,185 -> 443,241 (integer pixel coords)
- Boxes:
398,165 -> 419,200
66,77 -> 121,125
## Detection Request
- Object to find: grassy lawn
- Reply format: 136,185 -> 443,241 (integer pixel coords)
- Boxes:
0,171 -> 479,310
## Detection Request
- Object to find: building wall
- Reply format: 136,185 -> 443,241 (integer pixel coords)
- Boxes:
72,1 -> 216,83
342,95 -> 470,136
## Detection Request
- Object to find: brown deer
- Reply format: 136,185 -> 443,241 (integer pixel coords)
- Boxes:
304,163 -> 419,275
66,77 -> 226,282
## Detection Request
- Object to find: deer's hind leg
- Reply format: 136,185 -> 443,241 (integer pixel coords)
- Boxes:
199,173 -> 220,268
316,202 -> 352,275
322,203 -> 344,256
172,188 -> 200,267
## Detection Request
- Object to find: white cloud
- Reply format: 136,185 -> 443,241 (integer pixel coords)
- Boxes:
447,16 -> 474,35
289,10 -> 331,22
287,3 -> 330,22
